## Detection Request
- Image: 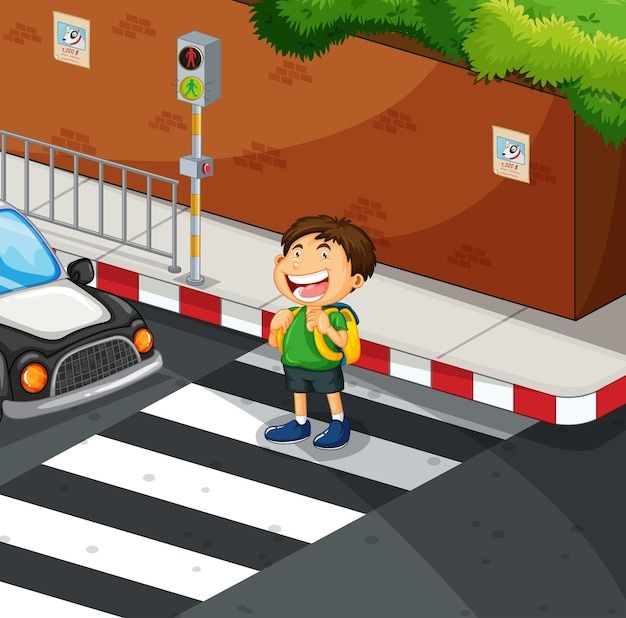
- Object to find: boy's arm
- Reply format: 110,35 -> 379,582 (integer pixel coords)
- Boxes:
268,308 -> 295,348
317,312 -> 348,348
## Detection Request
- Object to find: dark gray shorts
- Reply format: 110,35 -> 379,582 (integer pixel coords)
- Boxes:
283,365 -> 344,394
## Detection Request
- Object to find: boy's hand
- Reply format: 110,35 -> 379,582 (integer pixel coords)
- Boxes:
268,309 -> 294,348
316,310 -> 331,335
305,307 -> 323,332
312,309 -> 348,348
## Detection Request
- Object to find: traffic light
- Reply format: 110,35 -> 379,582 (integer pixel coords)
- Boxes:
176,31 -> 221,286
177,31 -> 221,107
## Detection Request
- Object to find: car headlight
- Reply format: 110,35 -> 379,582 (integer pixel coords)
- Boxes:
21,363 -> 48,394
133,327 -> 154,354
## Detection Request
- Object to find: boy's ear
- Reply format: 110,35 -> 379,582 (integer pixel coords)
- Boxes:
351,273 -> 364,289
274,255 -> 285,265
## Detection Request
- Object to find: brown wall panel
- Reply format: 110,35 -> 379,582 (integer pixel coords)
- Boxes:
574,119 -> 626,317
1,0 -> 622,317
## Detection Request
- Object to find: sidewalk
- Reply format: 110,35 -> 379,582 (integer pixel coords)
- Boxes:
5,154 -> 626,425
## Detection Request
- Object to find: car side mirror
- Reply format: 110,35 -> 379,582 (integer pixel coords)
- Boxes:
67,258 -> 94,285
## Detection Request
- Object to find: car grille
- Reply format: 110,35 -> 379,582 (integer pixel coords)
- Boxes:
54,338 -> 139,395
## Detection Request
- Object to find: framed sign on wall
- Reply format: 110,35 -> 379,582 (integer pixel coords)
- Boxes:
493,125 -> 530,184
53,11 -> 91,69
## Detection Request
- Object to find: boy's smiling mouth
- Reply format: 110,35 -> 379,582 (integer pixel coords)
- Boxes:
286,269 -> 329,302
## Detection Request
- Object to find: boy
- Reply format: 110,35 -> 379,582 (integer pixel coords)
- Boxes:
265,215 -> 376,449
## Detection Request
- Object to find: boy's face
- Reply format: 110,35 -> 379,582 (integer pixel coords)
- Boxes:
274,233 -> 364,306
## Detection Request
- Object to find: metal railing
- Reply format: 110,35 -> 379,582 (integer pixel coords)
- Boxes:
0,130 -> 181,273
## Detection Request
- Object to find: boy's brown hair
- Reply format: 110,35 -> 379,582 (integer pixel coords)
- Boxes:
282,215 -> 377,281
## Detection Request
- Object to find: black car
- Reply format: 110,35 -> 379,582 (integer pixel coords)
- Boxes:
0,202 -> 162,419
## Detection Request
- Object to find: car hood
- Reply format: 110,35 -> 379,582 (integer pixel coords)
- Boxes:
0,279 -> 111,340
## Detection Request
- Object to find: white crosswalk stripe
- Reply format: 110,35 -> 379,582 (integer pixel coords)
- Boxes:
0,494 -> 256,602
0,581 -> 117,618
142,383 -> 460,491
45,434 -> 363,544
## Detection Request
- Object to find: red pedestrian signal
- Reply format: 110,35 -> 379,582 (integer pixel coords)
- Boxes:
179,46 -> 202,70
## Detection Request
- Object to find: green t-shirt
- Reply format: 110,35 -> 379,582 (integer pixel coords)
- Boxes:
281,307 -> 348,371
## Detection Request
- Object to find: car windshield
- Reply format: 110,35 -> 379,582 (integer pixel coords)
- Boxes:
0,209 -> 62,294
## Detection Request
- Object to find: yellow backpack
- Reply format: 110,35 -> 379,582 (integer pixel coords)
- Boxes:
276,304 -> 361,365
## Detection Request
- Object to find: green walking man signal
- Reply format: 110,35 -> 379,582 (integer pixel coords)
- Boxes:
180,76 -> 203,101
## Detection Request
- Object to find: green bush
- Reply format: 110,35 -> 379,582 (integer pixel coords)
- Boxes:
250,0 -> 626,146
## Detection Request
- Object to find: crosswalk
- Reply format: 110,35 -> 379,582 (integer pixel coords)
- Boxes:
0,345 -> 533,617
0,583 -> 115,618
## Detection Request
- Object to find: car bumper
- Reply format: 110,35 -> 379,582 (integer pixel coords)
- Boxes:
2,351 -> 163,420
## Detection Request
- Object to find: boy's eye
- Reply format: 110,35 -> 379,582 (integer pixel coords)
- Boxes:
294,250 -> 301,258
321,251 -> 329,260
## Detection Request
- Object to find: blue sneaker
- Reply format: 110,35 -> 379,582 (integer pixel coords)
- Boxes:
313,418 -> 351,450
265,419 -> 311,444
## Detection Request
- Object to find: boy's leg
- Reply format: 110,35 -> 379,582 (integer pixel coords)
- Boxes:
326,392 -> 343,417
294,392 -> 308,424
264,369 -> 311,443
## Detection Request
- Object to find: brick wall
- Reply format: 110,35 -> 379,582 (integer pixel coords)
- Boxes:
3,22 -> 43,45
51,128 -> 95,156
1,0 -> 624,318
447,244 -> 492,271
530,162 -> 557,185
112,13 -> 156,39
148,111 -> 187,134
345,198 -> 390,248
233,142 -> 287,172
269,59 -> 313,86
372,108 -> 417,134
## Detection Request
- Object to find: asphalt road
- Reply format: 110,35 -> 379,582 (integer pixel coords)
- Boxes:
186,401 -> 625,618
0,303 -> 262,487
0,302 -> 623,618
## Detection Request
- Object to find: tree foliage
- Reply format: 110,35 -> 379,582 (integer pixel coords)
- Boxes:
250,0 -> 626,146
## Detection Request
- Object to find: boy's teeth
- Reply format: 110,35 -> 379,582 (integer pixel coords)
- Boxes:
287,270 -> 328,285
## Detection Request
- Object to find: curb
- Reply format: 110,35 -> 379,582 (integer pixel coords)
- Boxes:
68,256 -> 626,426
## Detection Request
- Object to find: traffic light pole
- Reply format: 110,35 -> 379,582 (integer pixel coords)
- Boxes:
177,31 -> 220,287
187,104 -> 203,286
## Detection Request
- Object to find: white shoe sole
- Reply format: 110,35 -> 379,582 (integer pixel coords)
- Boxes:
313,441 -> 349,450
265,436 -> 310,445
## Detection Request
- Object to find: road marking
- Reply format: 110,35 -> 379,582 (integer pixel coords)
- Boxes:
103,411 -> 404,513
44,435 -> 363,544
142,383 -> 460,491
0,495 -> 256,602
1,464 -> 308,572
0,581 -> 117,618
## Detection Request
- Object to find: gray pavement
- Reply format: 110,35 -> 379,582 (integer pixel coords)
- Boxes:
0,302 -> 262,487
181,408 -> 625,618
0,302 -> 623,618
5,152 -> 626,404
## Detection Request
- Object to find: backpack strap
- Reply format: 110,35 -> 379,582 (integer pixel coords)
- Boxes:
276,307 -> 302,353
337,307 -> 360,364
313,308 -> 344,362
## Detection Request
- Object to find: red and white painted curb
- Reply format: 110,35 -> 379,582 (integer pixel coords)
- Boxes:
73,257 -> 626,426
